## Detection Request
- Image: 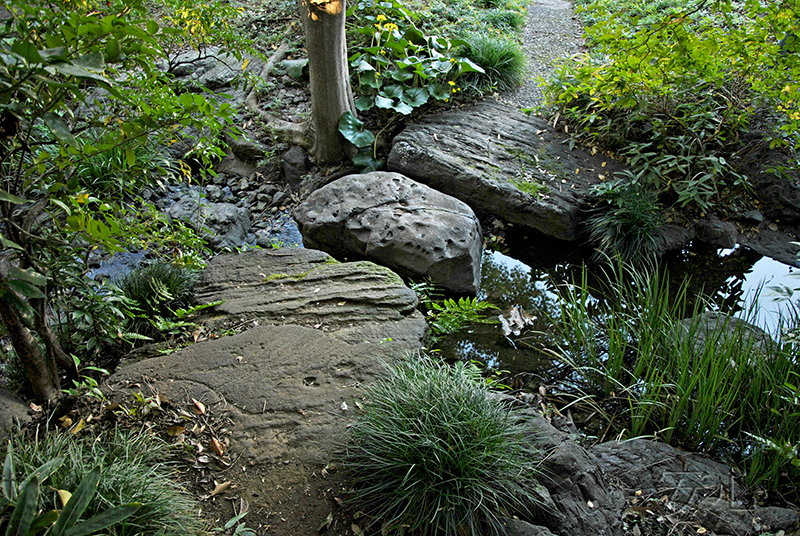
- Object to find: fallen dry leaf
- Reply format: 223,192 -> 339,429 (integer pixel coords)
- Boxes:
191,398 -> 206,415
59,416 -> 72,428
210,437 -> 225,456
166,425 -> 185,437
209,481 -> 231,498
68,419 -> 85,435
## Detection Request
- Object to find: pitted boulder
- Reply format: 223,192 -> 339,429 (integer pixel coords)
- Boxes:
387,99 -> 628,242
294,172 -> 483,295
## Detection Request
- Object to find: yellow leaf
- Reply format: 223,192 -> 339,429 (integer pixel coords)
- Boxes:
68,419 -> 85,435
56,489 -> 72,508
166,425 -> 185,437
241,58 -> 250,71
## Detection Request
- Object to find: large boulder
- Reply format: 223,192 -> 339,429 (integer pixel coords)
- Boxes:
167,189 -> 251,252
293,172 -> 483,295
522,412 -> 625,536
387,99 -> 628,242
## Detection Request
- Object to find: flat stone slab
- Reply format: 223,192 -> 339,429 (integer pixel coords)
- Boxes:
109,324 -> 406,464
193,247 -> 426,347
387,99 -> 628,241
110,247 -> 427,465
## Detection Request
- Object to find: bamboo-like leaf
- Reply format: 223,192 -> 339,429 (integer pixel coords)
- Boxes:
17,457 -> 64,499
62,503 -> 141,536
8,267 -> 46,287
0,189 -> 27,204
42,113 -> 77,147
6,476 -> 39,536
50,466 -> 100,536
29,510 -> 59,534
2,444 -> 16,501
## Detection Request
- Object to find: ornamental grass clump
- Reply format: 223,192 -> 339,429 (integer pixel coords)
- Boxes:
342,355 -> 544,536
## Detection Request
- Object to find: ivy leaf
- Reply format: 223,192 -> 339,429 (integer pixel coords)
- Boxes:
374,94 -> 394,109
353,148 -> 383,172
338,111 -> 375,149
282,59 -> 309,79
402,86 -> 429,107
382,84 -> 404,99
428,82 -> 450,101
391,100 -> 413,115
456,57 -> 485,75
354,95 -> 375,111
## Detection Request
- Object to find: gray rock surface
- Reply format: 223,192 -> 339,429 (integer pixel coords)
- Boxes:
678,312 -> 775,356
523,412 -> 625,536
167,189 -> 251,251
387,99 -> 628,242
166,46 -> 264,91
695,215 -> 739,249
109,247 -> 426,465
0,386 -> 30,442
592,439 -> 732,508
193,248 -> 426,347
293,172 -> 483,295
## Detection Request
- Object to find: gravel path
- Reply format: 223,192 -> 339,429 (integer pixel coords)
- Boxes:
501,0 -> 584,110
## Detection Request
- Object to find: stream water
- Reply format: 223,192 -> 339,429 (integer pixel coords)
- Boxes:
437,241 -> 800,384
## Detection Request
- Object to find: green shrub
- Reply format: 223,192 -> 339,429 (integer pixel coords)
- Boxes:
459,35 -> 527,92
586,177 -> 664,264
342,354 -> 544,536
116,260 -> 198,337
481,9 -> 526,31
9,429 -> 204,536
543,0 -> 800,211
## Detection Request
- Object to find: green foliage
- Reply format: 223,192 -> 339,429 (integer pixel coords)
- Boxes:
458,34 -> 527,92
116,261 -> 198,337
0,0 -> 239,396
541,263 -> 800,496
543,0 -> 800,210
0,445 -> 140,536
480,10 -> 527,31
427,296 -> 497,336
8,429 -> 204,536
342,354 -> 544,536
586,178 -> 664,263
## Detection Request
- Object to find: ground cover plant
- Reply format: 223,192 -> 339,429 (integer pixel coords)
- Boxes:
533,262 -> 800,501
341,354 -> 545,535
4,428 -> 204,536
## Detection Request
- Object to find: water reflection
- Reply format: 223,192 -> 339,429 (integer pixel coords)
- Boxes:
438,244 -> 798,381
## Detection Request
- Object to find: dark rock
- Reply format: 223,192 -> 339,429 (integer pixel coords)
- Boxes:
206,184 -> 222,202
193,248 -> 425,347
225,131 -> 268,161
654,224 -> 695,255
754,172 -> 800,226
0,386 -> 30,442
523,413 -> 625,536
678,312 -> 774,356
282,145 -> 310,192
737,210 -> 764,225
740,227 -> 800,268
167,190 -> 251,252
294,172 -> 483,295
273,190 -> 288,205
694,497 -> 757,536
592,439 -> 732,507
695,215 -> 738,249
215,150 -> 257,178
387,99 -> 628,242
165,46 -> 264,90
501,518 -> 557,536
754,505 -> 800,531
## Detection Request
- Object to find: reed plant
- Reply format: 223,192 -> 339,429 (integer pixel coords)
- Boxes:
342,354 -> 545,535
539,262 -> 800,496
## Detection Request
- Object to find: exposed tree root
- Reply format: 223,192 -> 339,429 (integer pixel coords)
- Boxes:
244,41 -> 311,149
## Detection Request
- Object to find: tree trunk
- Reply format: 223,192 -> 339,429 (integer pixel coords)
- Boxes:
0,273 -> 60,402
298,0 -> 356,163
